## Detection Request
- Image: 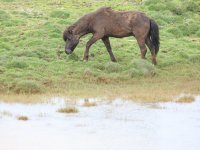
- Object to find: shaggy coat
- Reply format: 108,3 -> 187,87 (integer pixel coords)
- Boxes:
63,7 -> 159,65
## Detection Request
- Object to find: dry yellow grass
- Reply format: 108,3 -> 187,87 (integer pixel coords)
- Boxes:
17,115 -> 29,121
0,78 -> 199,103
0,94 -> 46,103
57,106 -> 79,113
176,95 -> 195,103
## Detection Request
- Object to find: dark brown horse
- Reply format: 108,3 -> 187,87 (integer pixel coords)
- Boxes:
63,7 -> 159,65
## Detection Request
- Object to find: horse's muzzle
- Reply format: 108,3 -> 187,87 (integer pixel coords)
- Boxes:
65,49 -> 72,55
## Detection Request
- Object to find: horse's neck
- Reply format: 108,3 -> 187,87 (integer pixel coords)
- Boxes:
76,26 -> 88,37
73,18 -> 89,38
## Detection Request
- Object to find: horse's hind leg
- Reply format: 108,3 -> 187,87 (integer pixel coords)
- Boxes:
145,38 -> 157,65
135,37 -> 147,59
102,37 -> 116,62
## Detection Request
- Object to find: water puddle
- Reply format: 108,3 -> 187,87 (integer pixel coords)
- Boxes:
0,96 -> 200,150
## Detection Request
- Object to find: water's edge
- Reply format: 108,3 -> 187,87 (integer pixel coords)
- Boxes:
0,96 -> 200,150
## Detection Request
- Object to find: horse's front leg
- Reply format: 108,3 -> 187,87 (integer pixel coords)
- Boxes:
83,33 -> 103,61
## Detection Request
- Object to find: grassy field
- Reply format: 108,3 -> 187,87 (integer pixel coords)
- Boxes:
0,0 -> 200,102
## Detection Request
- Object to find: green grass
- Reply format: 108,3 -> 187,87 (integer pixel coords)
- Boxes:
0,0 -> 200,101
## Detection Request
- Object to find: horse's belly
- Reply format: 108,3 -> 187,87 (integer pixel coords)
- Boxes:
104,20 -> 132,37
107,28 -> 132,38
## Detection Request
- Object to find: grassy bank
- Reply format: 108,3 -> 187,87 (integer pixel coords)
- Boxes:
0,0 -> 200,102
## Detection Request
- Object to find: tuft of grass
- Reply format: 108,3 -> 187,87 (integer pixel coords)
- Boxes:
17,115 -> 29,121
105,62 -> 122,73
14,80 -> 43,94
130,59 -> 156,77
92,63 -> 105,71
129,68 -> 144,78
176,95 -> 195,103
57,106 -> 79,113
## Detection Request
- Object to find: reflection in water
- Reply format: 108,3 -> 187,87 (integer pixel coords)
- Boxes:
0,96 -> 200,150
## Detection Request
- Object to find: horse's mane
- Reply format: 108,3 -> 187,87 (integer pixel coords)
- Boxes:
68,7 -> 112,32
63,15 -> 88,41
67,16 -> 86,33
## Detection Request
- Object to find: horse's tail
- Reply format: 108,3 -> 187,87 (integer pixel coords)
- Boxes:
149,19 -> 160,55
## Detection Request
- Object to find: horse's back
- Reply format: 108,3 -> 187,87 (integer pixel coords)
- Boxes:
92,8 -> 149,27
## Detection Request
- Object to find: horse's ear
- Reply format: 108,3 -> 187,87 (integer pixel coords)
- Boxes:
67,26 -> 74,34
63,30 -> 68,41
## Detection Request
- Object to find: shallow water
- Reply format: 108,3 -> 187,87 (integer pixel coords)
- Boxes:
0,96 -> 200,150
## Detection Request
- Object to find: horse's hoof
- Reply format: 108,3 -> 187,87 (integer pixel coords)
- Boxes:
152,62 -> 157,65
152,59 -> 157,65
83,59 -> 88,62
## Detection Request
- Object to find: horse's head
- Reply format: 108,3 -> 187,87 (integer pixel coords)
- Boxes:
63,27 -> 79,54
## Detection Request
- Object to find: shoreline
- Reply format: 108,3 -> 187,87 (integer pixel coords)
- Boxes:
1,79 -> 199,103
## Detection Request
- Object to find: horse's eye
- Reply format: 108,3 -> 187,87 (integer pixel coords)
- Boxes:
65,38 -> 69,42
